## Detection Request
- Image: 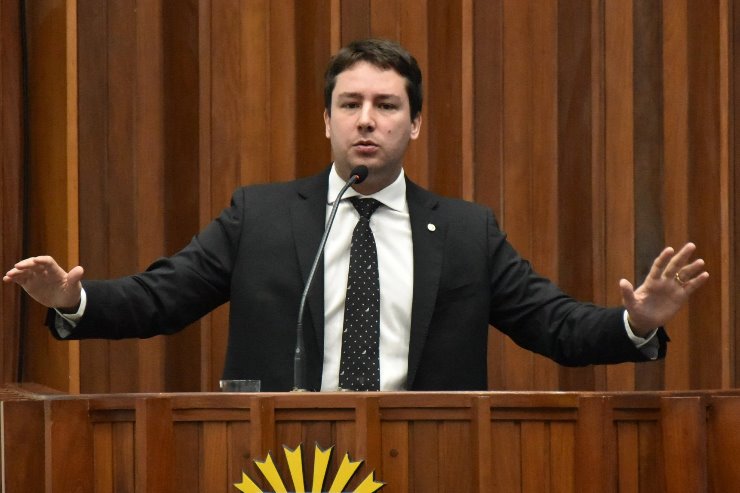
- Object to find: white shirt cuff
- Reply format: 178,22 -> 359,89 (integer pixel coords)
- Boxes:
54,287 -> 87,327
623,310 -> 659,359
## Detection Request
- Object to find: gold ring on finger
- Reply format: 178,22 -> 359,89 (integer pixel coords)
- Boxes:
674,272 -> 688,287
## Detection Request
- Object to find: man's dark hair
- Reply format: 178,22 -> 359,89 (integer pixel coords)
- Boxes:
324,38 -> 423,121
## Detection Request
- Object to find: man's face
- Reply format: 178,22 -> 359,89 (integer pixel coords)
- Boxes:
324,61 -> 421,195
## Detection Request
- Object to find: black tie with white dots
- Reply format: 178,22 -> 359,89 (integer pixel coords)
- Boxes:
339,197 -> 382,391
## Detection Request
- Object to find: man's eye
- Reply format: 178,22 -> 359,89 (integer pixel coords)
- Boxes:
378,103 -> 397,110
341,102 -> 360,109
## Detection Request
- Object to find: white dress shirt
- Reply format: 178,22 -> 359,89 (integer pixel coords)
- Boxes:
321,165 -> 414,391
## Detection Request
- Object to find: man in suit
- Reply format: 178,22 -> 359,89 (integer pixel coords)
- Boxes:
4,39 -> 708,392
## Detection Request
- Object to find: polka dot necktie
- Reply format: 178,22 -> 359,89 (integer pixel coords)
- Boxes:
339,197 -> 382,391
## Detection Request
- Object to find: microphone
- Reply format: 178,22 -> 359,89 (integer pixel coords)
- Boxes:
293,165 -> 369,391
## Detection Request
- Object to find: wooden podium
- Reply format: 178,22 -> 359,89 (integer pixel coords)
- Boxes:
2,386 -> 738,492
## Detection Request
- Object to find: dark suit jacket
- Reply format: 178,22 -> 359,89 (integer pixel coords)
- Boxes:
51,167 -> 667,391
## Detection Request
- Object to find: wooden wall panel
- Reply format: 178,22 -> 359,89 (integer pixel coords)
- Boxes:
633,0 -> 667,392
663,0 -> 693,390
76,0 -> 201,393
734,0 -> 740,390
5,390 -> 740,493
686,0 -> 727,389
4,0 -> 738,393
22,0 -> 80,392
0,0 -> 24,385
556,0 -> 600,392
494,0 -> 561,391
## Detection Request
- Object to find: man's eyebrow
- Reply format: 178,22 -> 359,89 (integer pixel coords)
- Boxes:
335,92 -> 401,100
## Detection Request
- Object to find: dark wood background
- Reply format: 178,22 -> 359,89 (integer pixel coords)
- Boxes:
1,0 -> 737,393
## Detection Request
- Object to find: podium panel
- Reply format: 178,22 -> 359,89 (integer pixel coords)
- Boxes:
2,387 -> 739,492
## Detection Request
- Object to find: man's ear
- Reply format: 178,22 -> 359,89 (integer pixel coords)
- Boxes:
324,109 -> 331,138
410,114 -> 422,140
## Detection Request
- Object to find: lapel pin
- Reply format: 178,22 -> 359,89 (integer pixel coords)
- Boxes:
427,223 -> 436,232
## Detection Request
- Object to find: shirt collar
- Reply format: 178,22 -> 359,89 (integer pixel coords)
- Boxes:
328,163 -> 407,212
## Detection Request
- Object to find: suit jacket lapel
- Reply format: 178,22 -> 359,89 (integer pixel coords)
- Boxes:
291,167 -> 331,362
405,179 -> 445,388
290,170 -> 445,389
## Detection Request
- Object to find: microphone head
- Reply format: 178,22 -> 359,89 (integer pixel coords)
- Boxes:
351,165 -> 369,184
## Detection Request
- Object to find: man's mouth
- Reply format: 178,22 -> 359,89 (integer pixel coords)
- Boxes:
353,140 -> 379,154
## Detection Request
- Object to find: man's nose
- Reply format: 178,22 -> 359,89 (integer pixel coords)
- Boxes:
357,103 -> 375,131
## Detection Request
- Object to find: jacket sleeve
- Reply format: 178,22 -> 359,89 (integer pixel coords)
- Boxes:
485,210 -> 668,366
48,188 -> 247,340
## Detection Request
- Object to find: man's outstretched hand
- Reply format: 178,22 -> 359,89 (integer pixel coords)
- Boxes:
3,256 -> 84,311
620,242 -> 709,337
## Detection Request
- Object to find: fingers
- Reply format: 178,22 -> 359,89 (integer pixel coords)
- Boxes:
647,247 -> 675,280
677,258 -> 706,281
682,271 -> 710,295
4,256 -> 68,284
618,278 -> 636,305
67,266 -> 85,285
663,242 -> 698,278
647,242 -> 705,283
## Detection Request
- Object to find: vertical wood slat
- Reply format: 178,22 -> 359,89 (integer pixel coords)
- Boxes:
662,0 -> 692,390
687,0 -> 725,390
161,0 -> 202,393
1,400 -> 45,492
734,0 -> 740,391
201,0 -> 240,395
135,0 -> 166,393
661,397 -> 707,492
497,0 -> 543,391
471,396 -> 492,492
410,421 -> 439,492
616,422 -> 639,491
64,0 -> 80,396
104,0 -> 139,393
269,0 -> 299,182
521,421 -> 549,492
460,0 -> 474,202
399,0 -> 430,188
201,421 -> 228,493
438,421 -> 473,493
197,0 -> 217,392
603,0 -> 636,392
632,0 -> 666,393
708,396 -> 740,491
249,396 -> 276,461
0,0 -> 24,386
427,0 -> 463,198
575,396 -> 616,493
113,422 -> 136,492
22,0 -> 80,394
135,397 -> 175,493
92,423 -> 114,493
557,0 -> 599,392
380,421 -> 409,493
294,0 -> 333,178
490,421 -> 521,492
639,420 -> 665,491
174,423 -> 200,491
355,395 -> 382,481
45,399 -> 93,492
716,0 -> 733,391
76,0 -> 111,394
549,421 -> 575,493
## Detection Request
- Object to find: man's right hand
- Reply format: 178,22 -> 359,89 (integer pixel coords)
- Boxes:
3,256 -> 84,311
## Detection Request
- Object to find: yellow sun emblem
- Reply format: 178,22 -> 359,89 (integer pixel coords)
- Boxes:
234,444 -> 384,493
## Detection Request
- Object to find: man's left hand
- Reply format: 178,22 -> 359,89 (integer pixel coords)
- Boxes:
619,242 -> 709,337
